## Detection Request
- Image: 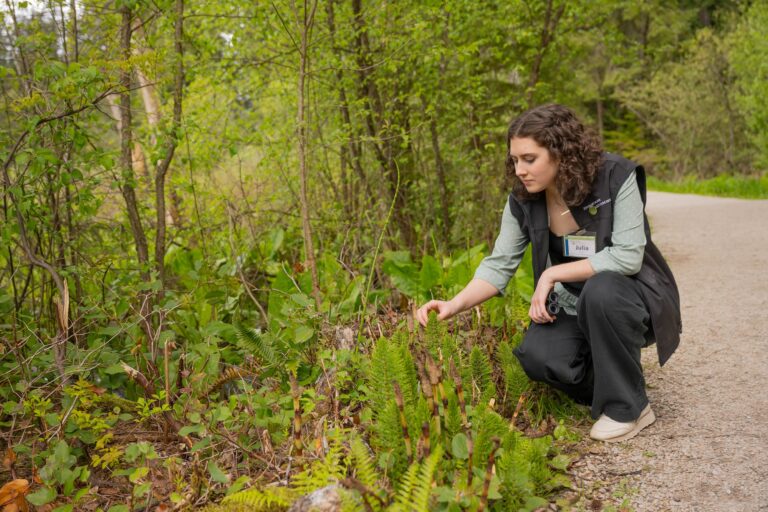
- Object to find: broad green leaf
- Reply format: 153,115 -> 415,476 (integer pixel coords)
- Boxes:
208,461 -> 230,484
419,254 -> 442,292
293,325 -> 314,344
451,433 -> 469,459
27,486 -> 56,506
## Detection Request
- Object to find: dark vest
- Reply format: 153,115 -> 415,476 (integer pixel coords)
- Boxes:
508,152 -> 682,366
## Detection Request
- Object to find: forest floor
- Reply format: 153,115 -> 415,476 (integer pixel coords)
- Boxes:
563,192 -> 768,511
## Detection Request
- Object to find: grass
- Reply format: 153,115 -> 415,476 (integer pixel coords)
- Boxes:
647,174 -> 768,199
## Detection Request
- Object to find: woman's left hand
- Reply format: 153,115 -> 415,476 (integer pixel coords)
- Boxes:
529,271 -> 556,324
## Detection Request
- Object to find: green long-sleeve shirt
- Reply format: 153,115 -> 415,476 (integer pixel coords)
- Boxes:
473,171 -> 646,315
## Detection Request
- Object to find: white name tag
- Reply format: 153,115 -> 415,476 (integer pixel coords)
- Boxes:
563,231 -> 596,258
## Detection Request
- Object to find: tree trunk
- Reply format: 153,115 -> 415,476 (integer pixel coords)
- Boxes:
1,143 -> 69,385
596,94 -> 604,140
325,0 -> 374,218
154,0 -> 185,293
350,0 -> 416,251
116,5 -> 154,348
525,0 -> 566,107
118,6 -> 149,275
69,0 -> 78,62
294,0 -> 322,308
425,100 -> 451,245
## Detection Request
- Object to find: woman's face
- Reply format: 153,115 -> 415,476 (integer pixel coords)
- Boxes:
509,137 -> 558,193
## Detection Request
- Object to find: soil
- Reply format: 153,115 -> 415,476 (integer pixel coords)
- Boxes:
564,192 -> 768,511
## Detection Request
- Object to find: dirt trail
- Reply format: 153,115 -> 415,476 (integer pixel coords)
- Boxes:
570,192 -> 768,511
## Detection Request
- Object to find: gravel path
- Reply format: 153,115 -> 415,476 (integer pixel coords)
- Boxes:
567,192 -> 768,511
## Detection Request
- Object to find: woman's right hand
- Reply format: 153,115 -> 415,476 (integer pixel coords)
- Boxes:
415,299 -> 458,327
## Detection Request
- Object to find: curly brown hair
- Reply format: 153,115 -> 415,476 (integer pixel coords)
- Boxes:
505,104 -> 603,205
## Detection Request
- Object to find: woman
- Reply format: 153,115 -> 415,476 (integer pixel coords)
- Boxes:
416,104 -> 681,442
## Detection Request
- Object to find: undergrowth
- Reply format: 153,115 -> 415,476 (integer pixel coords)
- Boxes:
0,244 -> 587,511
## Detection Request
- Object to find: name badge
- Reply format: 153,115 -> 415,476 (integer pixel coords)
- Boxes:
563,230 -> 596,258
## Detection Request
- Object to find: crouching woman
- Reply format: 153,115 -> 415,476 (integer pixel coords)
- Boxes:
416,103 -> 681,442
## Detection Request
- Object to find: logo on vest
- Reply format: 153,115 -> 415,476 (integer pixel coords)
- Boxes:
583,197 -> 611,215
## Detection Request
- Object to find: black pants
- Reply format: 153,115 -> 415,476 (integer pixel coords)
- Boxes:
513,272 -> 651,422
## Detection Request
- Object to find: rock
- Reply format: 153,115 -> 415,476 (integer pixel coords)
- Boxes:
288,485 -> 342,512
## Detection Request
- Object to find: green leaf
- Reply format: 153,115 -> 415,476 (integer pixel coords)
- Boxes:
178,424 -> 204,436
522,496 -> 549,511
548,454 -> 571,471
293,325 -> 314,344
381,251 -> 420,297
225,475 -> 251,496
129,466 -> 149,483
546,473 -> 572,490
191,437 -> 211,452
133,481 -> 151,498
290,293 -> 312,307
27,486 -> 56,506
419,254 -> 442,292
434,485 -> 455,502
487,474 -> 502,500
208,461 -> 230,484
451,433 -> 469,459
212,406 -> 232,423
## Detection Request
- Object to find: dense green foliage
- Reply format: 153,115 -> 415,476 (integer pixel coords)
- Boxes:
0,0 -> 765,510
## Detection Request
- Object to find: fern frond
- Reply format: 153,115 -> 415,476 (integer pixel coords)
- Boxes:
206,366 -> 258,395
393,460 -> 420,507
507,278 -> 530,331
390,445 -> 442,511
469,346 -> 494,402
497,341 -> 529,409
368,335 -> 418,416
234,324 -> 277,366
410,445 -> 442,510
472,407 -> 509,470
291,435 -> 347,494
423,311 -> 445,359
391,332 -> 419,407
442,385 -> 463,438
221,485 -> 295,510
350,437 -> 379,490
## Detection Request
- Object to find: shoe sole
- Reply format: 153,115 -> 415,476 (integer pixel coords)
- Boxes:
602,407 -> 656,443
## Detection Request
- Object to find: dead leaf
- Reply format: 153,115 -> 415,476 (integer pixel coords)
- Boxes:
0,479 -> 30,512
2,449 -> 16,471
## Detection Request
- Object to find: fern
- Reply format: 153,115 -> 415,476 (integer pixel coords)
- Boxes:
472,407 -> 509,470
220,486 -> 296,511
349,437 -> 379,490
410,446 -> 442,510
368,333 -> 419,415
468,346 -> 494,403
442,385 -> 463,438
392,460 -> 420,508
206,366 -> 259,396
234,324 -> 277,367
494,433 -> 560,509
439,334 -> 461,377
497,341 -> 529,409
422,311 -> 446,360
390,445 -> 443,511
291,435 -> 348,494
507,278 -> 530,331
